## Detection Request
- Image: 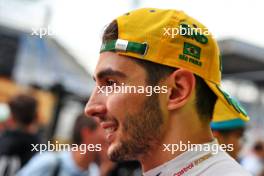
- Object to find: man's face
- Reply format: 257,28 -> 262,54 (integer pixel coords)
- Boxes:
85,52 -> 167,161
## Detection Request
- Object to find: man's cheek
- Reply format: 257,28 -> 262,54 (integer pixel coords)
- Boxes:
107,95 -> 126,112
105,95 -> 129,124
108,93 -> 144,114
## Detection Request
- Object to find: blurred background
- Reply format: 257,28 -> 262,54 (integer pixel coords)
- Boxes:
0,0 -> 263,175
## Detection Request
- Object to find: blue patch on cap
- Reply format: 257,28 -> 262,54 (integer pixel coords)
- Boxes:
211,118 -> 246,130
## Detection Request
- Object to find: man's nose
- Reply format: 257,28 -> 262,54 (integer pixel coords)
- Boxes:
84,90 -> 106,120
85,103 -> 106,118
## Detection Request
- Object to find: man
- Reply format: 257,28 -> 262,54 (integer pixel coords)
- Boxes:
0,94 -> 40,176
17,113 -> 103,176
211,118 -> 246,160
211,100 -> 247,161
0,103 -> 10,133
85,8 -> 251,175
241,141 -> 264,176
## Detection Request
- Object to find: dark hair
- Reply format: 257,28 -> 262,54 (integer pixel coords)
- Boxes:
253,141 -> 264,152
8,94 -> 38,125
102,20 -> 217,122
72,113 -> 98,145
213,127 -> 244,136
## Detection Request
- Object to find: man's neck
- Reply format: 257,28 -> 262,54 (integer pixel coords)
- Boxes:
140,116 -> 214,172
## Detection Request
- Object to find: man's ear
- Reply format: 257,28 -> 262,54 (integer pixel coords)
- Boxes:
167,69 -> 196,111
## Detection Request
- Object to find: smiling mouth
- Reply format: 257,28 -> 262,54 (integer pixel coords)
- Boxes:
101,120 -> 119,142
105,126 -> 116,133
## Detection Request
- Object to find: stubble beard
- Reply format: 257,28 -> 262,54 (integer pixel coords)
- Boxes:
108,94 -> 165,162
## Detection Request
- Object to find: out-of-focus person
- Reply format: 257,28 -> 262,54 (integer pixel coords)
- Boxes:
0,94 -> 40,176
241,140 -> 264,176
211,99 -> 247,161
211,118 -> 246,160
0,103 -> 10,133
17,113 -> 104,176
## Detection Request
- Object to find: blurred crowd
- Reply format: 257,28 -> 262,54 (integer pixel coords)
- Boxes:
0,94 -> 141,176
0,94 -> 263,176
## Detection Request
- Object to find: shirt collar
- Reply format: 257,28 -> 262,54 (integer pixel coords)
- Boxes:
143,139 -> 219,176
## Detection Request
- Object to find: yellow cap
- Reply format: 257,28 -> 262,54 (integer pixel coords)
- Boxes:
100,8 -> 249,122
213,97 -> 247,122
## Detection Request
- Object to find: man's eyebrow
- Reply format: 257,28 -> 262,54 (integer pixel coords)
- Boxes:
94,68 -> 127,80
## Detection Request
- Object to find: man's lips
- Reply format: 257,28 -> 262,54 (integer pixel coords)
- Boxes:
101,121 -> 117,129
100,121 -> 118,141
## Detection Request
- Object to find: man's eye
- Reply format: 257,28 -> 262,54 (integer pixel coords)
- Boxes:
106,79 -> 116,86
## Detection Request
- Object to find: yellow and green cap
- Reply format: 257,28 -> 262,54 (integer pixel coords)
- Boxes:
100,8 -> 249,122
211,96 -> 247,130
